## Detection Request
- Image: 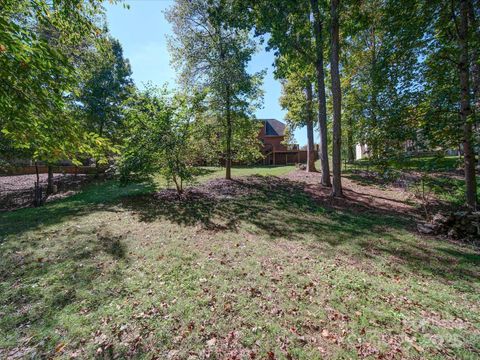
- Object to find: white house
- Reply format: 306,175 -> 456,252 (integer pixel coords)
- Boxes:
355,144 -> 369,160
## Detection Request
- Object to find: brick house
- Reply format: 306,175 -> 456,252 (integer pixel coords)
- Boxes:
258,119 -> 316,165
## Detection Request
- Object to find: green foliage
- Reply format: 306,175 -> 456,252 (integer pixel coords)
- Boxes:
341,0 -> 427,159
0,0 -> 109,164
119,87 -> 200,193
77,36 -> 134,145
419,1 -> 479,150
280,73 -> 316,130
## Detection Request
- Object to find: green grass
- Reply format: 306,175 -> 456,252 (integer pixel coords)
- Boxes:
349,156 -> 462,173
152,164 -> 295,186
1,165 -> 479,359
345,156 -> 479,208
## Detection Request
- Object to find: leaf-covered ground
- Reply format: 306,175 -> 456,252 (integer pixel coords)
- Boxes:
0,166 -> 479,359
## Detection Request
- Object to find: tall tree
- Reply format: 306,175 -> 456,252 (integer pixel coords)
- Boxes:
330,0 -> 342,196
422,0 -> 478,209
458,0 -> 477,209
241,1 -> 326,174
340,0 -> 425,159
310,0 -> 332,186
167,0 -> 264,180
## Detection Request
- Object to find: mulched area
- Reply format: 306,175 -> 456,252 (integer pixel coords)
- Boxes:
153,177 -> 263,202
0,173 -> 90,211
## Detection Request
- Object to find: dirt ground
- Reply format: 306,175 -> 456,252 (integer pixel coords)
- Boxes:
0,173 -> 90,211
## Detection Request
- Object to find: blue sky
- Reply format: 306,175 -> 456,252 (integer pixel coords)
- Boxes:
104,0 -> 308,145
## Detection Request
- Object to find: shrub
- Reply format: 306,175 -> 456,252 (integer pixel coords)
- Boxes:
118,87 -> 199,193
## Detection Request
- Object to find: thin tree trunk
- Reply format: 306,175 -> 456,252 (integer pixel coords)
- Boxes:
225,85 -> 232,180
468,0 -> 479,168
468,0 -> 479,118
34,161 -> 42,207
305,81 -> 317,172
310,0 -> 331,187
95,122 -> 104,179
347,116 -> 355,163
458,0 -> 477,209
35,161 -> 40,185
330,0 -> 342,197
47,165 -> 54,195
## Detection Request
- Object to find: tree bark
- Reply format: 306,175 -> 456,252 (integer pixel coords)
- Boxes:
458,0 -> 477,209
47,165 -> 54,195
330,0 -> 342,197
225,85 -> 232,180
347,116 -> 355,163
34,161 -> 42,207
468,0 -> 479,116
468,0 -> 480,168
305,81 -> 317,172
310,0 -> 331,186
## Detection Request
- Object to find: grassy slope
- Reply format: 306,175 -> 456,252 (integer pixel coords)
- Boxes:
346,156 -> 479,207
0,165 -> 479,359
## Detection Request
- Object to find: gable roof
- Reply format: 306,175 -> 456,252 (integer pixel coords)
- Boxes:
260,119 -> 286,136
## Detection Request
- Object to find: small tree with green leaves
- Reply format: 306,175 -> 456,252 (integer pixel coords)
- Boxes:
166,0 -> 264,179
119,87 -> 200,194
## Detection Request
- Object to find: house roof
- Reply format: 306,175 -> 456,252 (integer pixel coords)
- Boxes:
260,119 -> 286,136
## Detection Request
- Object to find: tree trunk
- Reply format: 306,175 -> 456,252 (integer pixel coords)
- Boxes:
35,161 -> 40,185
330,0 -> 342,197
305,81 -> 317,172
47,165 -> 54,195
468,0 -> 479,168
468,0 -> 479,119
347,117 -> 355,163
225,86 -> 232,180
310,0 -> 331,187
95,122 -> 104,179
458,0 -> 477,209
34,161 -> 42,207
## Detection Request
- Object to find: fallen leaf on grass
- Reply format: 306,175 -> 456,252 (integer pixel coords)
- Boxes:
55,342 -> 65,353
411,343 -> 424,353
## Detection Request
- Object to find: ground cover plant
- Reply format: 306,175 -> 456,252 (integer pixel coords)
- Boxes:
1,166 -> 479,359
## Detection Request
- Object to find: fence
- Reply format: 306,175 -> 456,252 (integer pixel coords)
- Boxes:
1,165 -> 105,176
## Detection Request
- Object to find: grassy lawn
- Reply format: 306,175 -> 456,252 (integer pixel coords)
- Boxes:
1,165 -> 479,359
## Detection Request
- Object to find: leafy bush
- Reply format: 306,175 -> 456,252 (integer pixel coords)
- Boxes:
118,87 -> 200,193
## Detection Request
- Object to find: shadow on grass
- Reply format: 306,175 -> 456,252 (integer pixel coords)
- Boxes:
1,175 -> 478,286
0,226 -> 130,357
0,179 -> 155,239
121,175 -> 479,282
344,172 -> 387,187
123,176 -> 397,242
